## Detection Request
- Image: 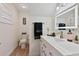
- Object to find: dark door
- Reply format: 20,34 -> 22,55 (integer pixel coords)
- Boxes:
34,23 -> 42,39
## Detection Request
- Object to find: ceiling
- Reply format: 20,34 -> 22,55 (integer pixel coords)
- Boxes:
14,3 -> 57,16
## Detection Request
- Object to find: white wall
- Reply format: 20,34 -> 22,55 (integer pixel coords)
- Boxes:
0,4 -> 19,56
18,12 -> 29,39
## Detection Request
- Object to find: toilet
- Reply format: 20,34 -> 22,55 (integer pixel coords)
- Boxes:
19,32 -> 27,49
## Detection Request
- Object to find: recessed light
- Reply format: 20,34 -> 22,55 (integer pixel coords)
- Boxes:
22,6 -> 26,8
57,7 -> 60,10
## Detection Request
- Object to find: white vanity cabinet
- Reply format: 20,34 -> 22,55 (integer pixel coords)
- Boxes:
40,36 -> 79,56
40,37 -> 62,56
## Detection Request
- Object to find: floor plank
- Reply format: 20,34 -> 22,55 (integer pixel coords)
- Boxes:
10,44 -> 29,56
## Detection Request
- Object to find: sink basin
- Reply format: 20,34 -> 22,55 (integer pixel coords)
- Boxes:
54,39 -> 79,55
54,38 -> 67,42
54,38 -> 79,55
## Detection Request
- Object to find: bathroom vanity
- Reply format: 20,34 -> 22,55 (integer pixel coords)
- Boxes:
40,36 -> 79,56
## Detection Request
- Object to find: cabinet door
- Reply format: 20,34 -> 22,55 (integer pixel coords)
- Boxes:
40,39 -> 47,56
47,46 -> 54,56
46,43 -> 54,56
51,47 -> 63,56
40,39 -> 49,56
47,43 -> 62,56
40,39 -> 63,56
40,39 -> 44,56
40,39 -> 42,56
43,42 -> 48,56
40,43 -> 46,56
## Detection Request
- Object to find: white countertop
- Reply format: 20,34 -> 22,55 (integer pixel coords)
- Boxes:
41,36 -> 79,56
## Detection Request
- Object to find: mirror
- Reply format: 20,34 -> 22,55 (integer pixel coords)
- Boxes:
55,5 -> 78,29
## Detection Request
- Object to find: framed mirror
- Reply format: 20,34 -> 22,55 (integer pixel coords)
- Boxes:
55,5 -> 78,29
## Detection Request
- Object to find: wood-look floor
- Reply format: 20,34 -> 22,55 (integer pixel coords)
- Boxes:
10,44 -> 29,56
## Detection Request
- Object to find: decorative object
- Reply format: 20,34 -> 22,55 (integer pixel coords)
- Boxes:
60,31 -> 63,38
23,17 -> 26,25
67,29 -> 72,34
75,35 -> 78,41
52,32 -> 56,37
67,29 -> 75,42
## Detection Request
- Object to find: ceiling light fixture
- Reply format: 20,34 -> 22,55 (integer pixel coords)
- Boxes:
22,6 -> 26,8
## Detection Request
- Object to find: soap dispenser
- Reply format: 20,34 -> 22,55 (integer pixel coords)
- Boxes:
75,35 -> 78,41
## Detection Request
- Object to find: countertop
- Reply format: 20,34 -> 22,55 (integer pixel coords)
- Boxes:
41,36 -> 79,56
